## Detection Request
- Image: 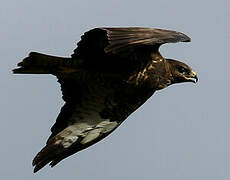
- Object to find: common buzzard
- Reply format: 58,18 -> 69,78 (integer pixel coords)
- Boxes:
13,27 -> 198,173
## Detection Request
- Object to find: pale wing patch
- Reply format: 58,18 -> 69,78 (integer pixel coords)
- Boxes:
81,121 -> 118,144
53,85 -> 118,149
54,120 -> 118,148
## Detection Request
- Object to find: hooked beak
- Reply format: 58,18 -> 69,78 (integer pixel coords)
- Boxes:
186,70 -> 198,83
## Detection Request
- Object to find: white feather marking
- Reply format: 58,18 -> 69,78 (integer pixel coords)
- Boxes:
55,125 -> 82,148
80,128 -> 101,144
98,121 -> 118,133
80,120 -> 118,144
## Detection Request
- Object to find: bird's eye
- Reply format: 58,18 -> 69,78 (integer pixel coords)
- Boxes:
177,66 -> 187,74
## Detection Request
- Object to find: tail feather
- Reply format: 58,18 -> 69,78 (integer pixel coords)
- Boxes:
13,52 -> 70,74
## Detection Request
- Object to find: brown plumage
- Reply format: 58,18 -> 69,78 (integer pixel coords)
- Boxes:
13,27 -> 198,173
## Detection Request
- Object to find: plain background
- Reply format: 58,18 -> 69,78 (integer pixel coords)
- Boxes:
1,0 -> 230,179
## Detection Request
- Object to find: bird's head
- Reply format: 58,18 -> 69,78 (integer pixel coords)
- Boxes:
166,59 -> 198,84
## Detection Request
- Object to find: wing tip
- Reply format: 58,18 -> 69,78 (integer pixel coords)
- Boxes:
178,32 -> 191,42
32,143 -> 60,173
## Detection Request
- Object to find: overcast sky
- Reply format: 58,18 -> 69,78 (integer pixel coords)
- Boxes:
1,0 -> 230,179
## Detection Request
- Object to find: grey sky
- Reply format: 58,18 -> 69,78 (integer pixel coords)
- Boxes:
1,0 -> 230,179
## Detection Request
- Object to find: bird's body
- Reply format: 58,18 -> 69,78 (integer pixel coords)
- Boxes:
13,27 -> 198,172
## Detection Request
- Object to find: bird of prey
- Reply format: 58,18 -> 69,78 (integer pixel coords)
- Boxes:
13,27 -> 198,173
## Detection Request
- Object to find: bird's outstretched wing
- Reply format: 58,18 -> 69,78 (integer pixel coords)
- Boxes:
32,71 -> 155,173
73,27 -> 190,59
32,76 -> 122,172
